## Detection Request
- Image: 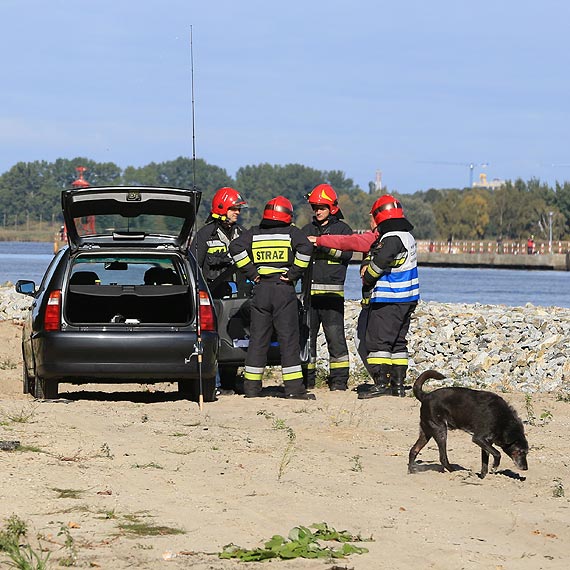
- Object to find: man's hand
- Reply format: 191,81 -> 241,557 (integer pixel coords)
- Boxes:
279,274 -> 292,282
307,235 -> 317,245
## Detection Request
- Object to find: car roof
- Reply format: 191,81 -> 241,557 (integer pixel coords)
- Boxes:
62,186 -> 201,250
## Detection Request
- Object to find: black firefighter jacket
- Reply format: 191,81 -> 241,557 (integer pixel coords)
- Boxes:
302,216 -> 352,296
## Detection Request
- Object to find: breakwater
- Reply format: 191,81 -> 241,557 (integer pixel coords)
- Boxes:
2,287 -> 568,395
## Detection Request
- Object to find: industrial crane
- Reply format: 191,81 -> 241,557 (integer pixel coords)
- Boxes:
417,160 -> 489,188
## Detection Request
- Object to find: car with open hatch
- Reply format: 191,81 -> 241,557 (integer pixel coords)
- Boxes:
15,185 -> 219,401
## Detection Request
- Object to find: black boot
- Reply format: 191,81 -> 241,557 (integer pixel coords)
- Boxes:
358,365 -> 391,399
391,365 -> 407,397
243,380 -> 262,398
328,375 -> 348,391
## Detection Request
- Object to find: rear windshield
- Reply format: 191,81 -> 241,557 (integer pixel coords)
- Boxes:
69,255 -> 188,286
72,214 -> 185,238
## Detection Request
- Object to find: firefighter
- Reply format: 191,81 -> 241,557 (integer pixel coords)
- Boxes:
190,186 -> 247,294
310,195 -> 419,398
190,186 -> 247,394
302,184 -> 353,391
360,195 -> 419,398
229,196 -> 315,400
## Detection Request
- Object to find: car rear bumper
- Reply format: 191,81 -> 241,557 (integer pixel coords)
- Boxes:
32,330 -> 218,382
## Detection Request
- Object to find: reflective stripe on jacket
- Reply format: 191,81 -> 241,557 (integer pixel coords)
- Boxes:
368,231 -> 419,303
302,217 -> 352,296
229,225 -> 313,282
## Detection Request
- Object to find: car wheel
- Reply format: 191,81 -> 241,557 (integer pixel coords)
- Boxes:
23,366 -> 35,395
178,377 -> 217,403
33,377 -> 59,400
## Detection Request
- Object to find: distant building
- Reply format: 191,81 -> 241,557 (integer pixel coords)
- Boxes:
472,172 -> 505,190
374,170 -> 383,192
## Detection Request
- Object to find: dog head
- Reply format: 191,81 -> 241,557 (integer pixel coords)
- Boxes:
502,439 -> 529,471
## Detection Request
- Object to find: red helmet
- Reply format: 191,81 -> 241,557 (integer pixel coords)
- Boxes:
307,183 -> 339,215
370,194 -> 405,226
211,187 -> 247,219
263,196 -> 293,224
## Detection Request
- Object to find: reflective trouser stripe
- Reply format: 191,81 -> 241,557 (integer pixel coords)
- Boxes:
330,355 -> 350,370
330,360 -> 350,369
367,350 -> 392,366
391,352 -> 408,366
282,365 -> 303,382
244,366 -> 264,381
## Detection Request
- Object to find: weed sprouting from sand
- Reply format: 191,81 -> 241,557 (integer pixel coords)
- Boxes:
131,462 -> 164,470
98,442 -> 114,459
0,514 -> 50,569
552,478 -> 565,498
350,455 -> 363,472
524,394 -> 536,426
96,509 -> 118,520
539,409 -> 553,425
15,445 -> 44,454
117,513 -> 184,537
257,410 -> 297,481
52,488 -> 85,500
57,525 -> 78,567
4,403 -> 39,424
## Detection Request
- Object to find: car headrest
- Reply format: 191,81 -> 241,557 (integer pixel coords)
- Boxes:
70,271 -> 100,285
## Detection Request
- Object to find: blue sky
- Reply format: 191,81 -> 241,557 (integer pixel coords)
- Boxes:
2,0 -> 570,193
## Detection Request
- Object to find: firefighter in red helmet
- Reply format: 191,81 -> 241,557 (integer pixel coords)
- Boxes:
230,196 -> 315,400
302,184 -> 353,391
190,186 -> 247,393
191,187 -> 247,288
310,194 -> 419,398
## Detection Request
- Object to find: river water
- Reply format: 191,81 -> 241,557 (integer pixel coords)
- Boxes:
1,241 -> 570,308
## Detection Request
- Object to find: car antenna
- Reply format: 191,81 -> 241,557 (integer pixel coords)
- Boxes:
185,25 -> 205,411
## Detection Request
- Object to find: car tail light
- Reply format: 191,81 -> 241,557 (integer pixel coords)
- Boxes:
198,290 -> 215,332
44,290 -> 62,331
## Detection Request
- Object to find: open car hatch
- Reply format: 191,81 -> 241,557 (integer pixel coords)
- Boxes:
62,186 -> 201,250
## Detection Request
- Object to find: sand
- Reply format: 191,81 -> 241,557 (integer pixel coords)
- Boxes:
0,319 -> 568,569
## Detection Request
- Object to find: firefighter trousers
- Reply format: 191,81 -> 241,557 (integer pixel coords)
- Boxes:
243,279 -> 305,396
304,296 -> 350,389
365,302 -> 417,379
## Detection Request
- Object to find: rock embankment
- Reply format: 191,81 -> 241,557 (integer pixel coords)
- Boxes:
2,285 -> 568,394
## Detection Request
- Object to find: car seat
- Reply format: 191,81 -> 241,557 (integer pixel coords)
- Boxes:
144,267 -> 181,285
69,271 -> 100,285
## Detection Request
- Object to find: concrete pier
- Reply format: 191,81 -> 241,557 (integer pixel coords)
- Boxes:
349,250 -> 570,271
417,251 -> 570,271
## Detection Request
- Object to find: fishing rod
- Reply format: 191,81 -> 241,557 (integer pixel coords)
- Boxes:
186,25 -> 205,411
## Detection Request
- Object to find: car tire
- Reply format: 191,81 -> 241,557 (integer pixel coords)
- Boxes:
23,366 -> 35,395
33,377 -> 59,400
178,377 -> 217,403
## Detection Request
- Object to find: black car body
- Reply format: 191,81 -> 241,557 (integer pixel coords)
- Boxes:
16,186 -> 218,401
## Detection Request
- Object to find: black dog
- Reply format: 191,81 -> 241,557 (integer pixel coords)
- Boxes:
408,370 -> 529,478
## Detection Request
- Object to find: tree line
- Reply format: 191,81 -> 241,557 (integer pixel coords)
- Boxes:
1,156 -> 569,241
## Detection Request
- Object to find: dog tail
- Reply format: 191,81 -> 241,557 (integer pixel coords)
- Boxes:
413,370 -> 447,402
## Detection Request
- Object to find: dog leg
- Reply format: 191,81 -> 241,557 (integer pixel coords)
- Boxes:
480,448 -> 489,478
408,429 -> 430,473
473,437 -> 501,478
432,426 -> 454,473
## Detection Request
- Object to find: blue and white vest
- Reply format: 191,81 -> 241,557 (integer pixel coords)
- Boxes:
370,231 -> 420,303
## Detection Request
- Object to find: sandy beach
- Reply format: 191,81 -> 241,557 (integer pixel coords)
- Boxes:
1,319 -> 569,569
